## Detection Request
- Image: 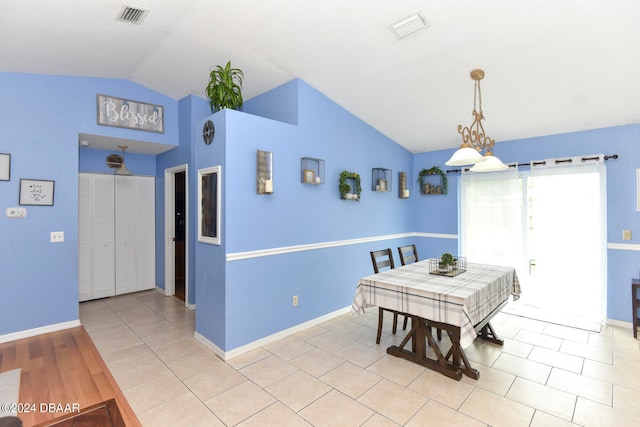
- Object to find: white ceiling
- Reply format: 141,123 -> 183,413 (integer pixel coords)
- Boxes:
2,0 -> 639,154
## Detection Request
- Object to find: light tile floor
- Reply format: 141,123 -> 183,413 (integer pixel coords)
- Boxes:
80,291 -> 640,427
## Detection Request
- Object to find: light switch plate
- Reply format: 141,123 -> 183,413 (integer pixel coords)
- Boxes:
623,230 -> 632,241
6,207 -> 27,218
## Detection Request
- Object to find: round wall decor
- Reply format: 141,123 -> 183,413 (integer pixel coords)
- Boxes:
203,120 -> 215,145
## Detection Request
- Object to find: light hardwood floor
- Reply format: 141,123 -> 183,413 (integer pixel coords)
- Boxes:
0,326 -> 140,427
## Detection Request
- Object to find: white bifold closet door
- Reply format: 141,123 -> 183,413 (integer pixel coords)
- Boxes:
115,175 -> 136,294
78,173 -> 155,302
133,176 -> 156,290
115,175 -> 156,294
79,173 -> 116,301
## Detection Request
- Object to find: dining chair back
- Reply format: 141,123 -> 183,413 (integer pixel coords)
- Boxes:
398,244 -> 419,266
370,248 -> 395,273
370,248 -> 407,343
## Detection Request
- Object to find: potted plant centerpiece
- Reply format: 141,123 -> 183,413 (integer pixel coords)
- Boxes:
439,252 -> 456,272
205,61 -> 244,113
417,166 -> 448,195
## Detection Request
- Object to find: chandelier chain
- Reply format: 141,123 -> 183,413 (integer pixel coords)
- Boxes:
473,80 -> 482,116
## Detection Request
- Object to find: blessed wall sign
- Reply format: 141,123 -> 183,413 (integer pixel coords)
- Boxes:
97,94 -> 164,133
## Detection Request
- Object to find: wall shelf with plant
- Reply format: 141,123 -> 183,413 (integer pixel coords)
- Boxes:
339,170 -> 361,201
417,166 -> 448,195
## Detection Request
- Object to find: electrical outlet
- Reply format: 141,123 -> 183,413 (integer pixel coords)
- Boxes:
292,295 -> 298,306
50,231 -> 64,243
623,230 -> 632,241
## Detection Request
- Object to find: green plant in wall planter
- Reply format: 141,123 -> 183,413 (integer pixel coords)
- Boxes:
205,61 -> 244,113
417,166 -> 448,195
339,170 -> 362,201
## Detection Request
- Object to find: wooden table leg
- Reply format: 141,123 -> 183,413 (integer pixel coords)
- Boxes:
477,322 -> 504,345
384,300 -> 507,381
387,316 -> 463,381
443,327 -> 479,380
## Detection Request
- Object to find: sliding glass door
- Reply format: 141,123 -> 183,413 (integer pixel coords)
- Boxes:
525,161 -> 607,323
460,158 -> 607,325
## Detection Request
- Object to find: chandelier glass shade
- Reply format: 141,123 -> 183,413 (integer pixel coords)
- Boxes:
445,69 -> 507,172
469,152 -> 508,172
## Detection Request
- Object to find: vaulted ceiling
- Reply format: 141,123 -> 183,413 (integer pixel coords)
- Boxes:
2,0 -> 639,153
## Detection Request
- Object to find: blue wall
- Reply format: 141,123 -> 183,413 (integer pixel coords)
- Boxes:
0,72 -> 178,335
193,80 -> 415,350
193,110 -> 228,347
79,148 -> 156,175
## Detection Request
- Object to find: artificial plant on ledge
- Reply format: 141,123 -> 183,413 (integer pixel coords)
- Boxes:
205,61 -> 244,113
417,166 -> 448,195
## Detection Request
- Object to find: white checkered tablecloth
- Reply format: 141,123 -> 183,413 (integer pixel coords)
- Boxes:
352,261 -> 521,349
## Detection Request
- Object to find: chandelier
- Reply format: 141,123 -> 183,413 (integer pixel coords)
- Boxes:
445,69 -> 507,172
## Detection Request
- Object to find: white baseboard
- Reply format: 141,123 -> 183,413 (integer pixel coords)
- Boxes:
195,306 -> 352,361
194,332 -> 226,360
606,318 -> 633,329
186,302 -> 196,310
155,286 -> 171,296
0,320 -> 82,344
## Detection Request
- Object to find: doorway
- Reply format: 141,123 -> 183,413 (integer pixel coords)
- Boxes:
174,171 -> 186,301
164,164 -> 189,307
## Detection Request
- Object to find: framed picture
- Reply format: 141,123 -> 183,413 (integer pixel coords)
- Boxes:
19,179 -> 55,206
198,165 -> 222,245
303,169 -> 315,183
0,153 -> 10,181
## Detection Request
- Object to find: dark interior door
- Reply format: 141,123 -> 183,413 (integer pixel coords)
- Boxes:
174,171 -> 186,301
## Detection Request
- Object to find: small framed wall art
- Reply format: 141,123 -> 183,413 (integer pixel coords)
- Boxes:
0,153 -> 10,181
19,179 -> 55,206
198,165 -> 222,245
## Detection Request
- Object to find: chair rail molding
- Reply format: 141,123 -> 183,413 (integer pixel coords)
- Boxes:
608,243 -> 640,251
226,232 -> 458,261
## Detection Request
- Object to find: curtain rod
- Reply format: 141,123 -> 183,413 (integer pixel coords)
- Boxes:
446,154 -> 619,174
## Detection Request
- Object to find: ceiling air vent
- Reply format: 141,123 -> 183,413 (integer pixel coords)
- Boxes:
117,5 -> 149,25
390,12 -> 430,39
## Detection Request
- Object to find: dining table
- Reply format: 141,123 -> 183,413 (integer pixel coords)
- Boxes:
352,259 -> 521,380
